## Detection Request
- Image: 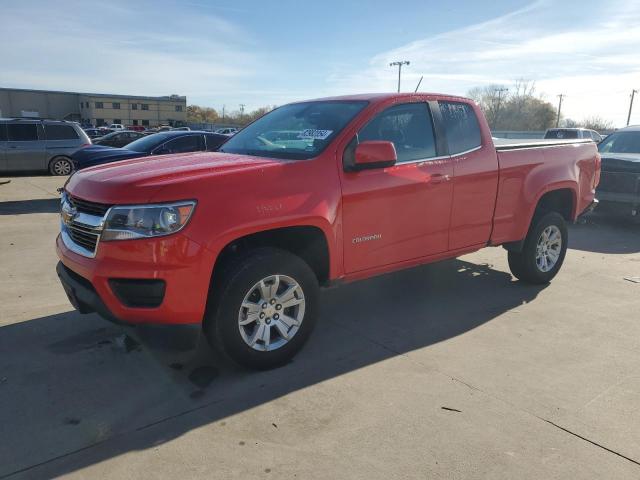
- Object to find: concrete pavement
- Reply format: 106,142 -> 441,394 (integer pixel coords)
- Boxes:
1,175 -> 639,479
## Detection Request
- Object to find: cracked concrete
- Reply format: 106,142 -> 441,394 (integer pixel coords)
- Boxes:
1,175 -> 639,479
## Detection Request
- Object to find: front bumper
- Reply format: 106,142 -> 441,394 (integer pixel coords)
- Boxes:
56,232 -> 216,325
596,191 -> 640,217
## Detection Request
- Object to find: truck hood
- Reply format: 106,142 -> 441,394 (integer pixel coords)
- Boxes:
65,151 -> 281,204
600,153 -> 640,173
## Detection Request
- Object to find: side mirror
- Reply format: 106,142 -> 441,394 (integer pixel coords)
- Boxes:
354,141 -> 397,170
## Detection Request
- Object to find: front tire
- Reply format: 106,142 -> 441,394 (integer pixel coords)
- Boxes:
508,212 -> 568,284
49,157 -> 73,176
204,248 -> 319,370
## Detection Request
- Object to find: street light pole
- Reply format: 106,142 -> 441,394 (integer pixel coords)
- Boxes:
389,61 -> 410,93
555,94 -> 565,128
627,89 -> 638,126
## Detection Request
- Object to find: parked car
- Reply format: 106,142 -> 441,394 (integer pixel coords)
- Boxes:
157,125 -> 172,132
215,127 -> 239,136
0,118 -> 90,175
171,126 -> 191,131
595,125 -> 640,218
544,128 -> 602,142
56,93 -> 600,370
83,128 -> 103,139
109,124 -> 125,130
92,130 -> 146,148
126,125 -> 146,132
71,131 -> 228,170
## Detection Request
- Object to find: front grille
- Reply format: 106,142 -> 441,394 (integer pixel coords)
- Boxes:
598,172 -> 640,194
69,195 -> 111,216
67,223 -> 100,252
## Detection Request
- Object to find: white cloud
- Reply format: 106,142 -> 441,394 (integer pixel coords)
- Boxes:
326,0 -> 640,127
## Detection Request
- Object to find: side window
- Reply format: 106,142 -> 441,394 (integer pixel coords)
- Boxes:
45,124 -> 79,140
358,103 -> 437,163
162,135 -> 203,153
7,124 -> 39,141
205,134 -> 226,151
438,101 -> 482,155
0,124 -> 7,142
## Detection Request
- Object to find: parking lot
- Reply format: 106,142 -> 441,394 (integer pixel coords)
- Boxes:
1,175 -> 640,479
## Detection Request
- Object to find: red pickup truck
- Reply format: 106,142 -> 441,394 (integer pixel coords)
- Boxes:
56,93 -> 600,369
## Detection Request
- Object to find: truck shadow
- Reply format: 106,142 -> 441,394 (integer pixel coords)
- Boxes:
0,259 -> 544,478
568,215 -> 640,254
0,198 -> 60,215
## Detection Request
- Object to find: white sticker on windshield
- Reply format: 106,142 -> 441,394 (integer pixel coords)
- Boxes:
297,129 -> 333,140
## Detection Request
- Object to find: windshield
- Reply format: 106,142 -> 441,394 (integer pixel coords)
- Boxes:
219,101 -> 368,160
598,131 -> 640,154
125,133 -> 173,152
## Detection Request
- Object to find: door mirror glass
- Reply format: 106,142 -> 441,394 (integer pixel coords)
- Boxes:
353,141 -> 397,170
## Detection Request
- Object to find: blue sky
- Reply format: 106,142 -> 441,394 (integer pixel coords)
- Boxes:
1,0 -> 639,126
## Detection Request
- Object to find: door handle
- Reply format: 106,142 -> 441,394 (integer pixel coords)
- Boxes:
429,174 -> 451,184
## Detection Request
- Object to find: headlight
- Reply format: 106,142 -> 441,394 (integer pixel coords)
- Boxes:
101,201 -> 196,241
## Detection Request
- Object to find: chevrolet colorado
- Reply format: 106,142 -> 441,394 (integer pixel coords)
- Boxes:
56,93 -> 600,369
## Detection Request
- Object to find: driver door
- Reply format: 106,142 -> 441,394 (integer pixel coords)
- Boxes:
340,102 -> 454,274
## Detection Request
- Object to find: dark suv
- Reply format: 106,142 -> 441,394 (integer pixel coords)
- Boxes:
0,118 -> 91,175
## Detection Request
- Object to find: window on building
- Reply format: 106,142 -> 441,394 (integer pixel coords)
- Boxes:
96,118 -> 105,126
86,102 -> 89,108
45,124 -> 79,140
113,103 -> 120,109
141,104 -> 149,110
175,105 -> 183,112
7,123 -> 39,141
131,103 -> 138,110
80,103 -> 83,110
132,119 -> 138,126
142,119 -> 150,126
95,102 -> 103,109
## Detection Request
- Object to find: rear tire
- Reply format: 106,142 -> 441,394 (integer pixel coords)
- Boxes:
203,247 -> 319,370
508,212 -> 568,284
49,157 -> 73,176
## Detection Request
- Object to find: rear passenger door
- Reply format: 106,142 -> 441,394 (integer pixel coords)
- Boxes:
6,123 -> 47,172
438,101 -> 499,250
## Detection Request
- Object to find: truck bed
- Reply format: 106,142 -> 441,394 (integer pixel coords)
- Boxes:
493,138 -> 593,150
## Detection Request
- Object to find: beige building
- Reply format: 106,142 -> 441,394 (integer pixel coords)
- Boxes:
0,87 -> 187,127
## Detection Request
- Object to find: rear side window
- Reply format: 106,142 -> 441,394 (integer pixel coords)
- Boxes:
45,124 -> 79,140
358,102 -> 437,163
0,124 -> 7,141
205,134 -> 226,151
438,101 -> 482,155
162,135 -> 204,154
7,124 -> 39,141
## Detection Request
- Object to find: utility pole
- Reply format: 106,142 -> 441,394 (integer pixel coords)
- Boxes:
239,103 -> 245,122
222,105 -> 225,122
389,61 -> 410,93
494,87 -> 509,127
627,89 -> 638,126
555,94 -> 565,128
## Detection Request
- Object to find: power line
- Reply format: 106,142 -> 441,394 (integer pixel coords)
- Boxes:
389,61 -> 410,93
